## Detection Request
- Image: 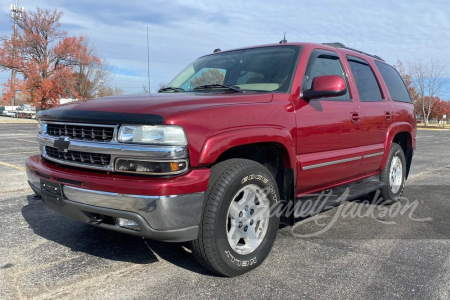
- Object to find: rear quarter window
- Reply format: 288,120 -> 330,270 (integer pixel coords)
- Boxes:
375,61 -> 412,103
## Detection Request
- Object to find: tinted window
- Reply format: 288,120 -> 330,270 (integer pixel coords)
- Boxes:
180,68 -> 226,90
303,51 -> 350,100
348,56 -> 383,102
375,61 -> 412,103
168,46 -> 300,93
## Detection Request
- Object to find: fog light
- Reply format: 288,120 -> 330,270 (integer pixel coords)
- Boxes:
116,218 -> 140,231
115,158 -> 188,175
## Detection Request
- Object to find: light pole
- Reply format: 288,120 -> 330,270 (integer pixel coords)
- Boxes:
10,1 -> 24,107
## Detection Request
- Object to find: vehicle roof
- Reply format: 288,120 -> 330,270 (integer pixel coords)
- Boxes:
208,42 -> 384,63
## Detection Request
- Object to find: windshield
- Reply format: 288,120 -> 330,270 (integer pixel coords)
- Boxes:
165,45 -> 300,93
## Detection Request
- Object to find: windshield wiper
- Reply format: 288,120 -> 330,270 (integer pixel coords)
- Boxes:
193,84 -> 242,92
158,86 -> 185,93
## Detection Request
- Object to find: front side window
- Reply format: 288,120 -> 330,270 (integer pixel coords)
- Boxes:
166,46 -> 301,93
347,56 -> 383,102
302,50 -> 350,101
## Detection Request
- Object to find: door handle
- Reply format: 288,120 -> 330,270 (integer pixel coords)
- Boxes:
385,111 -> 392,121
351,112 -> 361,123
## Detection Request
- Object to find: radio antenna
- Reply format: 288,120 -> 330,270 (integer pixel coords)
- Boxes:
147,26 -> 151,95
279,32 -> 287,44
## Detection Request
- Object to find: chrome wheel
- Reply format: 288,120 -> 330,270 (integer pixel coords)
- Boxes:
380,144 -> 406,202
226,184 -> 270,255
191,159 -> 280,276
389,155 -> 403,194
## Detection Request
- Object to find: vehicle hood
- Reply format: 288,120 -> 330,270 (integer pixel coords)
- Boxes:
37,93 -> 273,124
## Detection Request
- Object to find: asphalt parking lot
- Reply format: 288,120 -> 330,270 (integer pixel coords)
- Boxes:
0,123 -> 449,300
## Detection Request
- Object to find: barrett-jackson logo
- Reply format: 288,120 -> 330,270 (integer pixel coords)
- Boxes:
54,137 -> 71,152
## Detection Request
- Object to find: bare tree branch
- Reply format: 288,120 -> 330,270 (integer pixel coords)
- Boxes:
408,60 -> 449,126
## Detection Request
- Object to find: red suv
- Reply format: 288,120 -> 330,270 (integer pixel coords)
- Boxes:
26,42 -> 416,276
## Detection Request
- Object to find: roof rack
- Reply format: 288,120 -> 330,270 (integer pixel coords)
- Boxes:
322,42 -> 384,62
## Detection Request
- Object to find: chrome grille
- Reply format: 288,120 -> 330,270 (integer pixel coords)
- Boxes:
44,146 -> 111,167
46,123 -> 114,142
38,122 -> 187,172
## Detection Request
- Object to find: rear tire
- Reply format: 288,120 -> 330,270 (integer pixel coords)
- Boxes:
191,159 -> 280,277
380,143 -> 406,201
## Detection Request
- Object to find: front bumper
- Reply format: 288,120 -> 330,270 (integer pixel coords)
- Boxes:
26,155 -> 210,242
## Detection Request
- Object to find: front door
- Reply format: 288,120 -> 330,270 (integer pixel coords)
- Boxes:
295,49 -> 362,194
346,55 -> 391,175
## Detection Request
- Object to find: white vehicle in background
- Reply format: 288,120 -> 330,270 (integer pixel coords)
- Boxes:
2,110 -> 17,117
16,104 -> 37,118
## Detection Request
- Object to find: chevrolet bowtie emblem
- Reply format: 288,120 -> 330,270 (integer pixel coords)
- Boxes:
54,137 -> 71,152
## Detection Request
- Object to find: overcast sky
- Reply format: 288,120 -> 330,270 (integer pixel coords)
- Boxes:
1,0 -> 449,96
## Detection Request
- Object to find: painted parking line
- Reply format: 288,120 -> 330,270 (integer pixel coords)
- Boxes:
16,139 -> 38,144
417,128 -> 450,131
0,151 -> 37,156
0,161 -> 25,171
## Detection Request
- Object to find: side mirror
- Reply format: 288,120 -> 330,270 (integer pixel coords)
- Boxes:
303,75 -> 347,100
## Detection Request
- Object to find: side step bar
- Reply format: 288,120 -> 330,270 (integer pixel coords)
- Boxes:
327,180 -> 385,206
280,178 -> 385,225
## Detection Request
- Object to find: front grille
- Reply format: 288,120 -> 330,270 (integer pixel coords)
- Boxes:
45,146 -> 111,167
46,124 -> 114,142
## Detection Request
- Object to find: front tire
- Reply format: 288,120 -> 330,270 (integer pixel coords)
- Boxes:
191,159 -> 280,277
380,143 -> 406,201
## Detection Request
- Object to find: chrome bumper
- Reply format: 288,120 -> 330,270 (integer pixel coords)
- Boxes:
27,169 -> 204,242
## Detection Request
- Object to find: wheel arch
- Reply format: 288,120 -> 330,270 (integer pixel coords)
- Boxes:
197,127 -> 296,167
383,126 -> 414,179
197,127 -> 296,202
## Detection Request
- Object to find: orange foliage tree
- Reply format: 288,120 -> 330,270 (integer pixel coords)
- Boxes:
408,61 -> 448,126
0,8 -> 101,108
394,60 -> 419,102
430,98 -> 450,121
394,60 -> 421,116
394,60 -> 449,125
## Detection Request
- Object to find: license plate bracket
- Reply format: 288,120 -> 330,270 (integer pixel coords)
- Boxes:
40,179 -> 64,205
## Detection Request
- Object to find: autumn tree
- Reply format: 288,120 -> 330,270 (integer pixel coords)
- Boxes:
429,98 -> 450,122
394,60 -> 421,117
97,85 -> 124,98
408,61 -> 449,126
0,8 -> 101,108
191,69 -> 225,87
73,37 -> 113,99
394,60 -> 419,101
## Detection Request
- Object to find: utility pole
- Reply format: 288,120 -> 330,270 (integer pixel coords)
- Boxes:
10,0 -> 24,107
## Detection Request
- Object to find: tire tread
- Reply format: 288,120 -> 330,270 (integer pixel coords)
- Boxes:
380,143 -> 406,201
191,159 -> 273,276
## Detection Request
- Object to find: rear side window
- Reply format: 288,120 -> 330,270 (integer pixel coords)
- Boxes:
375,61 -> 412,103
347,56 -> 383,102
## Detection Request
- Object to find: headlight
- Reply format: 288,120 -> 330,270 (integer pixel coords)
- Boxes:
38,121 -> 47,134
118,125 -> 187,146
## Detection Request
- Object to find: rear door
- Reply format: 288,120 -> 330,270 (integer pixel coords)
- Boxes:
295,49 -> 362,193
346,56 -> 391,175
